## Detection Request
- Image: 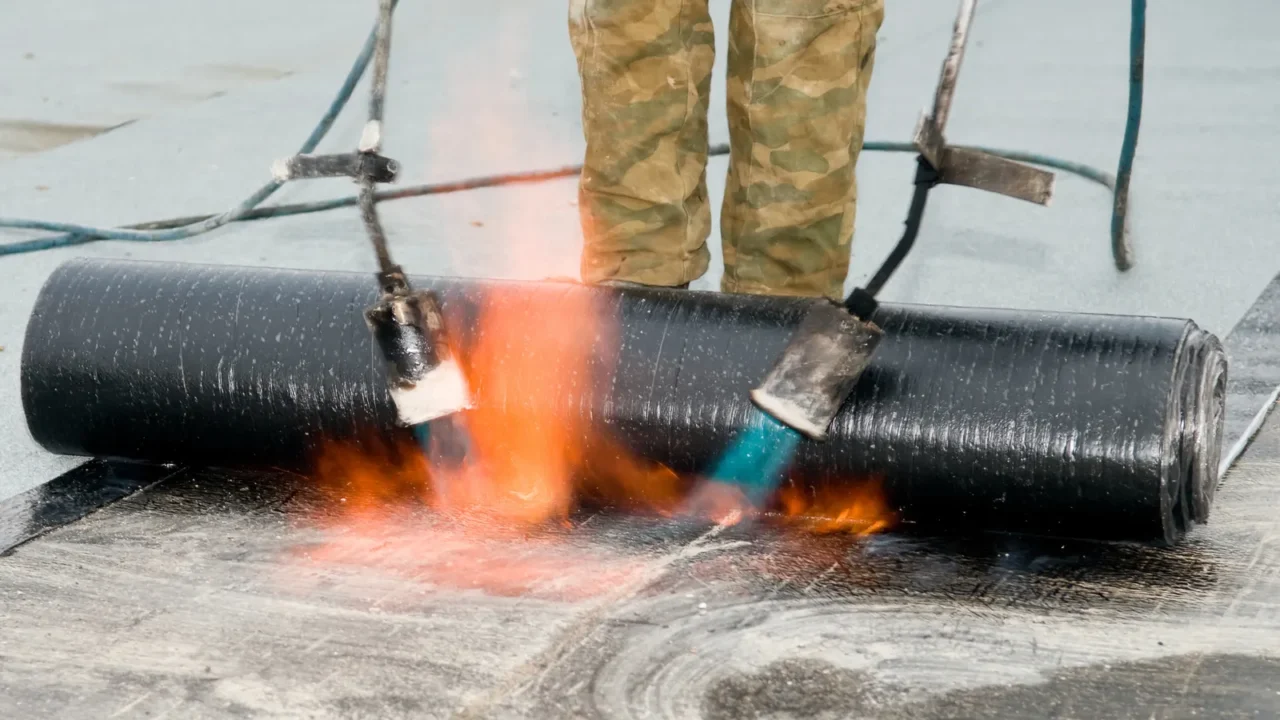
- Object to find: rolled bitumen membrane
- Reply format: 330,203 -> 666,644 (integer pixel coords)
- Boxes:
21,258 -> 1228,544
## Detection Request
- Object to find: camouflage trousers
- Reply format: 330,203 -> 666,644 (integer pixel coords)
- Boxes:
569,0 -> 884,299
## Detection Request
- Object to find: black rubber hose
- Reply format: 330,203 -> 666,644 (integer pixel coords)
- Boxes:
861,157 -> 939,300
21,259 -> 1226,544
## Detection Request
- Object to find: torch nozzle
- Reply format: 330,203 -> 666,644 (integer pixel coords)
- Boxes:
365,288 -> 472,426
751,299 -> 883,439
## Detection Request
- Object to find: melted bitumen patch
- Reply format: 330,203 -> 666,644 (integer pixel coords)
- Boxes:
703,659 -> 882,720
0,119 -> 122,155
702,654 -> 1280,720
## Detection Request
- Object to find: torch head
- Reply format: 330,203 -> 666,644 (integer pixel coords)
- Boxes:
365,289 -> 473,426
751,299 -> 883,440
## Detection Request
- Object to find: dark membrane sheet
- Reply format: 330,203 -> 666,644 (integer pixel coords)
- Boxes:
0,460 -> 178,554
21,258 -> 1228,543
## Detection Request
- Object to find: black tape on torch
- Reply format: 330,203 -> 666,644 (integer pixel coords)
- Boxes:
21,258 -> 1227,544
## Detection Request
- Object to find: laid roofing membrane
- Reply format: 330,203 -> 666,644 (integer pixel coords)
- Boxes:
0,0 -> 1278,717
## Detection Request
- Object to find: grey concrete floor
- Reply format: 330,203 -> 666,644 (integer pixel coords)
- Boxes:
1,3 -> 1278,491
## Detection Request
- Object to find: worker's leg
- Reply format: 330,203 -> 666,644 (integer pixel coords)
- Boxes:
721,0 -> 883,299
569,0 -> 715,287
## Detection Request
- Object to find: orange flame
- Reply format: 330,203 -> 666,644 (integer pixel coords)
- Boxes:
299,435 -> 895,599
281,31 -> 898,599
775,477 -> 897,535
303,280 -> 898,536
311,282 -> 686,523
300,426 -> 666,601
448,286 -> 692,522
311,434 -> 432,516
441,288 -> 585,522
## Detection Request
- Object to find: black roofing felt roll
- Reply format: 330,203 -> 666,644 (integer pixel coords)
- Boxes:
21,258 -> 1227,544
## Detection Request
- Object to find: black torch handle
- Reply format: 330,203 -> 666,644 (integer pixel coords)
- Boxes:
844,157 -> 941,320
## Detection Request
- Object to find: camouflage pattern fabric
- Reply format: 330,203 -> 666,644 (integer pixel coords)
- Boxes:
569,0 -> 884,298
